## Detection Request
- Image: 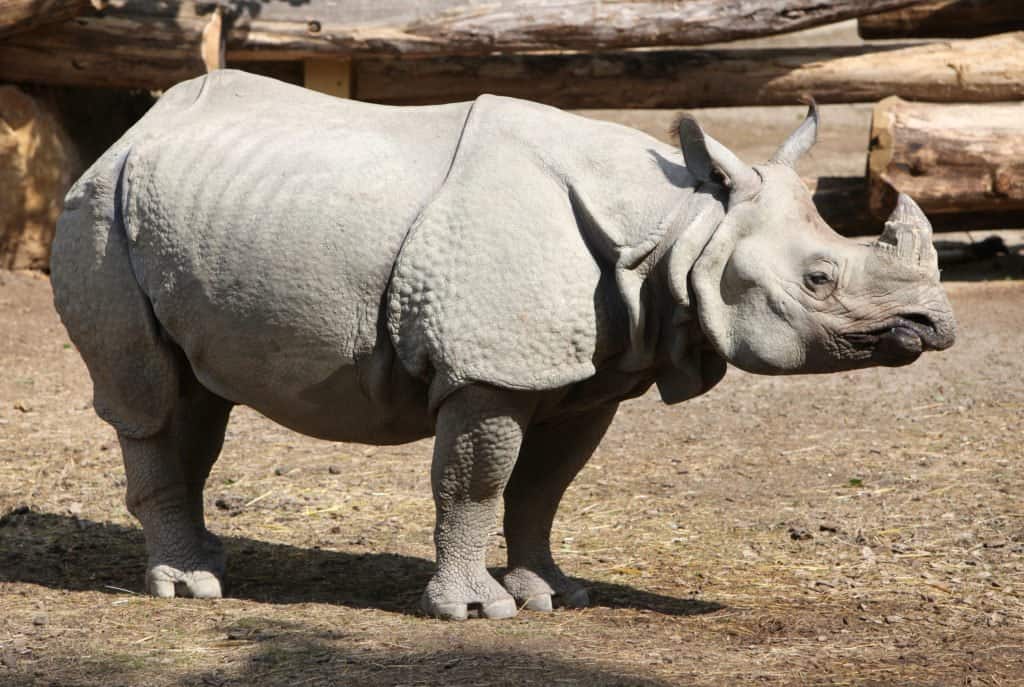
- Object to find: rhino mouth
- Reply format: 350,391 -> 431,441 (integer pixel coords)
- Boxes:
845,313 -> 949,366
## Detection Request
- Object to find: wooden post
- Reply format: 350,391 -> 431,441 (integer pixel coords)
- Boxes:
200,5 -> 226,72
304,59 -> 353,98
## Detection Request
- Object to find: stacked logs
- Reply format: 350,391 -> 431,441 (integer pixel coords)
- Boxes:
858,0 -> 1024,224
0,0 -> 1022,269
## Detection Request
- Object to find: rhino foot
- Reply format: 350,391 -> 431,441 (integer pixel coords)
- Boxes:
147,565 -> 224,598
144,529 -> 226,598
420,570 -> 517,620
502,566 -> 589,611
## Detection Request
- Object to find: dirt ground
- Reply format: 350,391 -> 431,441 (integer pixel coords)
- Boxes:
0,243 -> 1022,687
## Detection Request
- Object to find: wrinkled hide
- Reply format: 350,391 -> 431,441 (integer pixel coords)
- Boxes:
388,95 -> 727,410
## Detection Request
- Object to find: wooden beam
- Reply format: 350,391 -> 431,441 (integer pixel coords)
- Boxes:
356,33 -> 1024,108
4,0 -> 931,69
868,97 -> 1024,219
859,0 -> 1023,39
0,0 -> 94,38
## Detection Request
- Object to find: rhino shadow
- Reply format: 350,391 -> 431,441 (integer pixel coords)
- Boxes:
0,508 -> 722,618
0,616 -> 680,687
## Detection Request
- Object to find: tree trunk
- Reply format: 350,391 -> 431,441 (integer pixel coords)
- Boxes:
868,97 -> 1024,220
859,0 -> 1023,39
1,0 -> 930,78
357,33 -> 1024,108
0,0 -> 92,38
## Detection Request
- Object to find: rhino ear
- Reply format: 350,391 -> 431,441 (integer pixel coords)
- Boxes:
676,114 -> 761,199
770,100 -> 819,167
677,114 -> 715,183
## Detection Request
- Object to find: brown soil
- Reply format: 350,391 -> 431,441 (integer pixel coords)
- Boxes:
0,267 -> 1022,687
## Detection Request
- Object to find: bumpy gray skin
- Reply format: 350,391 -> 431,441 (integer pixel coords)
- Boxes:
51,71 -> 956,619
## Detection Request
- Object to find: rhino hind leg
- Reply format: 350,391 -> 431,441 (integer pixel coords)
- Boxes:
422,385 -> 537,620
52,173 -> 233,597
119,377 -> 233,599
501,403 -> 617,611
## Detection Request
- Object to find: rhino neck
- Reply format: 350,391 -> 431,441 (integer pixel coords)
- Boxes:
561,133 -> 732,371
648,188 -> 730,404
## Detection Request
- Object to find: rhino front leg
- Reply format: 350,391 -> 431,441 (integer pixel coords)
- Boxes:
501,403 -> 618,611
423,385 -> 536,620
120,381 -> 233,599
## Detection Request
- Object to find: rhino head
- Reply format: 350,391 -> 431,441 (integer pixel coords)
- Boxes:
675,105 -> 955,375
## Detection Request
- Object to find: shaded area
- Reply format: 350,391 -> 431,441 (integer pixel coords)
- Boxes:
0,508 -> 722,618
938,238 -> 1024,281
0,624 -> 679,687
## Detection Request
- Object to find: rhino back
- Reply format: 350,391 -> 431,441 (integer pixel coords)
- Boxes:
117,71 -> 469,437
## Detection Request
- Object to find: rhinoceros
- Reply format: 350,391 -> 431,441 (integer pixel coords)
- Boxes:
51,70 -> 955,620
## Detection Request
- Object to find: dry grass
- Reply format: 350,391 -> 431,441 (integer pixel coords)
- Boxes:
1,269 -> 1022,686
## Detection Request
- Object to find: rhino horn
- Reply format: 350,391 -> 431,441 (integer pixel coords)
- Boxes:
677,114 -> 761,200
876,193 -> 938,266
770,100 -> 819,167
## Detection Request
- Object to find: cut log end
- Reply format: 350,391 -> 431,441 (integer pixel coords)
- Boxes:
869,97 -> 1024,220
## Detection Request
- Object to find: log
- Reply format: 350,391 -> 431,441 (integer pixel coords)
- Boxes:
806,177 -> 1022,236
0,0 -> 93,38
0,43 -> 205,90
859,0 -> 1023,39
868,97 -> 1024,220
8,29 -> 1024,106
357,33 -> 1024,108
0,85 -> 80,270
1,0 -> 930,84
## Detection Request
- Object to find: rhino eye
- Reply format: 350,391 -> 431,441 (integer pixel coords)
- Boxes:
805,271 -> 833,288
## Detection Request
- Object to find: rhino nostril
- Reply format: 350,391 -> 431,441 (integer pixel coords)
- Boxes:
901,313 -> 936,332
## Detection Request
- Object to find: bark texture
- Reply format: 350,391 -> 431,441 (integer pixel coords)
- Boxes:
0,86 -> 80,270
1,0 -> 929,88
859,0 -> 1023,39
868,97 -> 1024,219
0,0 -> 91,38
357,33 -> 1024,108
8,22 -> 1022,104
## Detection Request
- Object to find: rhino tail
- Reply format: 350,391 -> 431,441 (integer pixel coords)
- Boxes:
51,147 -> 180,439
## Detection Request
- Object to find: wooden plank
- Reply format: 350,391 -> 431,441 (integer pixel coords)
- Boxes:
859,0 -> 1023,39
868,97 -> 1024,219
356,33 -> 1024,108
4,0 -> 931,68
